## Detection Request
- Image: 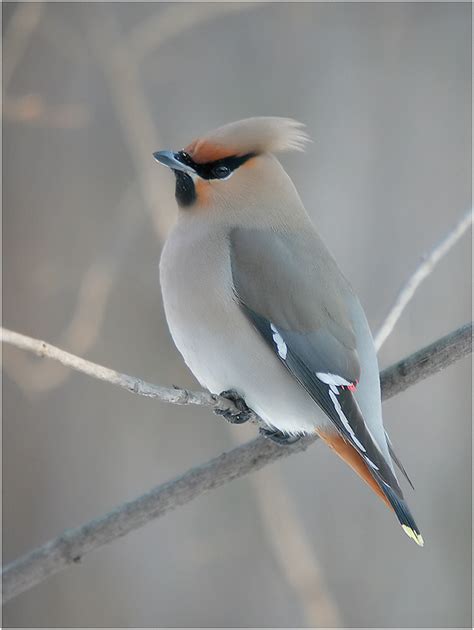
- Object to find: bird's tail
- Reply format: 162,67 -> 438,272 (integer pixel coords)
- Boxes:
373,476 -> 424,547
319,430 -> 424,546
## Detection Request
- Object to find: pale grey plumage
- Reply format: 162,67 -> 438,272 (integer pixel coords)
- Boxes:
155,117 -> 423,545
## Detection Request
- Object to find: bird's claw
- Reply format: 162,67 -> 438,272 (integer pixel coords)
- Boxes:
214,390 -> 252,424
259,427 -> 302,445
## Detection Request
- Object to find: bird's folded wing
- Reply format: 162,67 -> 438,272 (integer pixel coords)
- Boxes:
229,226 -> 404,498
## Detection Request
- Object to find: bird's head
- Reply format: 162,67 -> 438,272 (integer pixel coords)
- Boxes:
153,117 -> 310,220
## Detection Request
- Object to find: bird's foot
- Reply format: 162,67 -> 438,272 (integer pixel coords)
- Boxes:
214,390 -> 253,424
259,427 -> 302,445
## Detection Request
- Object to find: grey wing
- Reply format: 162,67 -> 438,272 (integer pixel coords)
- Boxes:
230,226 -> 359,374
230,227 -> 404,495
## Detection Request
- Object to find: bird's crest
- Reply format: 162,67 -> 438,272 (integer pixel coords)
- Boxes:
184,117 -> 310,164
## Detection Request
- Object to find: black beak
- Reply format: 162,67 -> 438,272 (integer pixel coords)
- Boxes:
152,150 -> 196,174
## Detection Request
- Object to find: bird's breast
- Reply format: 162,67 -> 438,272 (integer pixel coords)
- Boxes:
158,218 -> 324,435
159,220 -> 239,388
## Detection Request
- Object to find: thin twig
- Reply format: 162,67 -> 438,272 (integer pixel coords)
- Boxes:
2,323 -> 471,603
3,184 -> 142,396
1,327 -> 250,419
375,209 -> 473,350
3,262 -> 114,395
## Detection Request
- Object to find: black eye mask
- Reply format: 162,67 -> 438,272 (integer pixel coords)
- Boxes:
172,151 -> 256,207
175,151 -> 255,180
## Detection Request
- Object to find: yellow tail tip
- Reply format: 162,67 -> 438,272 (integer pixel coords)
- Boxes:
402,525 -> 424,547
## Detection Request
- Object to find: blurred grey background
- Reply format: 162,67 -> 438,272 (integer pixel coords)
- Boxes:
3,2 -> 471,627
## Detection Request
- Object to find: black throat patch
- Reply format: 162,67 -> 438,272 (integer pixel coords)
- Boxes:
174,171 -> 196,207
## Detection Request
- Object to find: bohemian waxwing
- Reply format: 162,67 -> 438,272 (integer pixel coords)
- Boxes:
153,117 -> 423,546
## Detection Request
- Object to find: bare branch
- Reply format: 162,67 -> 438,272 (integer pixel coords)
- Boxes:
2,323 -> 471,603
375,209 -> 473,350
0,327 -> 250,419
378,322 -> 472,400
3,184 -> 142,396
3,262 -> 115,396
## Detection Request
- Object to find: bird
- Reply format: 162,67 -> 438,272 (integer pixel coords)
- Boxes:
153,117 -> 423,546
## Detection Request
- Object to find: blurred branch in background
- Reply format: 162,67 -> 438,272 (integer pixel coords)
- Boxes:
128,2 -> 267,62
2,322 -> 472,603
226,418 -> 342,627
4,262 -> 114,393
36,11 -> 87,64
241,464 -> 342,626
85,8 -> 173,241
3,2 -> 44,90
375,208 -> 473,351
3,185 -> 143,396
3,94 -> 91,128
86,3 -> 268,241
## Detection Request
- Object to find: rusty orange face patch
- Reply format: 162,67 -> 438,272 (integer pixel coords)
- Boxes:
194,177 -> 212,207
